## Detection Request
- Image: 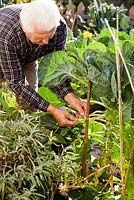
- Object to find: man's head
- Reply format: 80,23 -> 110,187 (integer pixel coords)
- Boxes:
20,0 -> 61,45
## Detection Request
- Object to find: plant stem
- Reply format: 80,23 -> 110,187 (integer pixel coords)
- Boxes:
101,161 -> 120,192
115,15 -> 124,194
84,164 -> 110,180
124,144 -> 134,186
82,80 -> 91,177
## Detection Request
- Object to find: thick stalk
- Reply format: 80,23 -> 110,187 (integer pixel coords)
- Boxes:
82,80 -> 91,177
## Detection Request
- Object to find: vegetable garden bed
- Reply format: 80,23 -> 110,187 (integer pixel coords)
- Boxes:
0,1 -> 134,199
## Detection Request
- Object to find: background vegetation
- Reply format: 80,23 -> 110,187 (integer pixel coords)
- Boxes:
0,0 -> 134,199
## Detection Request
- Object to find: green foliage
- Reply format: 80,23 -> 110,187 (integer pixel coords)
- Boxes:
38,27 -> 134,198
0,114 -> 58,199
39,28 -> 134,120
38,90 -> 106,151
0,83 -> 16,115
88,1 -> 130,33
94,190 -> 121,200
0,83 -> 25,120
126,166 -> 134,200
67,187 -> 97,200
38,86 -> 65,107
0,75 -> 132,199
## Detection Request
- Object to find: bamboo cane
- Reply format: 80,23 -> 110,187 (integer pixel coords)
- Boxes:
82,80 -> 91,177
105,16 -> 125,194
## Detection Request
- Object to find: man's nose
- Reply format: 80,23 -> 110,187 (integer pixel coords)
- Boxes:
42,38 -> 49,44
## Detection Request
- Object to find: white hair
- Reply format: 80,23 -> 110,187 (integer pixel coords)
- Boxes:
20,0 -> 61,32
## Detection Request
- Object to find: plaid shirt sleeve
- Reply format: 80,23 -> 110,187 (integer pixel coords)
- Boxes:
0,39 -> 50,111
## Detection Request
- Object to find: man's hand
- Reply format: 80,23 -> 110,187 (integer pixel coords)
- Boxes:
47,92 -> 87,127
64,93 -> 87,118
47,104 -> 77,127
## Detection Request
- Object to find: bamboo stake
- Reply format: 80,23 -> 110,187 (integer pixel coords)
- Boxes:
105,16 -> 125,194
104,19 -> 134,94
82,80 -> 91,177
115,15 -> 125,194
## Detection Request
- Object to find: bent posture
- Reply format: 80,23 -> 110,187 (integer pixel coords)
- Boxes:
0,0 -> 86,126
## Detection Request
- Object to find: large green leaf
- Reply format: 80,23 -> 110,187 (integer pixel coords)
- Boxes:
93,67 -> 113,97
44,61 -> 77,87
38,54 -> 52,85
129,29 -> 134,41
86,41 -> 107,52
122,41 -> 134,63
38,86 -> 65,107
38,51 -> 75,86
98,28 -> 113,39
122,85 -> 134,120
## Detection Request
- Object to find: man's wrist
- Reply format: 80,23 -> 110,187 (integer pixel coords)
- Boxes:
64,92 -> 77,105
47,104 -> 59,116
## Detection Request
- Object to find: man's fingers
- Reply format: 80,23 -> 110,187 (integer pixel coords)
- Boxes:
67,112 -> 77,121
58,118 -> 77,127
55,111 -> 77,127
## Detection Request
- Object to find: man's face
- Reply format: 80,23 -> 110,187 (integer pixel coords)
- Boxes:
24,25 -> 56,45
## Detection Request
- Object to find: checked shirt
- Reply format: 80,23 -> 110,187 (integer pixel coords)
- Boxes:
0,4 -> 73,111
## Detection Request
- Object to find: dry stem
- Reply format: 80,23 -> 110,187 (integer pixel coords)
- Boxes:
82,80 -> 91,177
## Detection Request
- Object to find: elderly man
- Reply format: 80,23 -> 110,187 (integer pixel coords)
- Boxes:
0,0 -> 86,127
